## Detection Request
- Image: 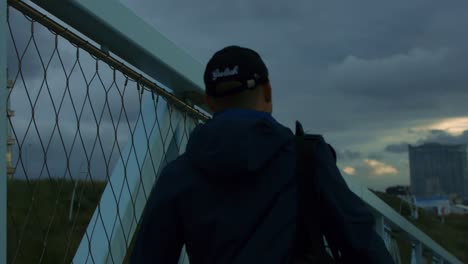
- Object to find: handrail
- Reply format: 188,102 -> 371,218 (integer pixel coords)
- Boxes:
31,0 -> 209,112
343,174 -> 462,264
9,0 -> 210,122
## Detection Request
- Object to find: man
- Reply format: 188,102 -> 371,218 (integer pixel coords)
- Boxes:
131,46 -> 393,263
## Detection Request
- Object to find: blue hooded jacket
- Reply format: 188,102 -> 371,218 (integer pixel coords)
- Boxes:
131,109 -> 393,264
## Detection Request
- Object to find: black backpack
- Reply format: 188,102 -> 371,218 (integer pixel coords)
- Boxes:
232,121 -> 342,264
233,121 -> 392,264
292,121 -> 339,264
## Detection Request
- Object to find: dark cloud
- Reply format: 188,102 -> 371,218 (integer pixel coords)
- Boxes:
324,48 -> 468,112
7,5 -> 147,180
337,149 -> 362,161
7,7 -> 76,82
385,143 -> 410,154
121,0 -> 468,138
418,130 -> 468,145
367,153 -> 384,160
8,0 -> 468,192
117,0 -> 466,192
8,41 -> 145,181
9,110 -> 133,181
385,130 -> 468,154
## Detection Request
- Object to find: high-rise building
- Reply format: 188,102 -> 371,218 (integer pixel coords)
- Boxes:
409,143 -> 468,198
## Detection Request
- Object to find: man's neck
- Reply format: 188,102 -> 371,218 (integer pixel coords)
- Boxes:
213,108 -> 277,124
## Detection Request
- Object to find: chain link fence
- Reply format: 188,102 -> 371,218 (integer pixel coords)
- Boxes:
5,1 -> 209,263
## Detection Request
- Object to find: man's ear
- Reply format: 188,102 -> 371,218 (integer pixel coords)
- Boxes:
205,94 -> 217,112
263,83 -> 272,103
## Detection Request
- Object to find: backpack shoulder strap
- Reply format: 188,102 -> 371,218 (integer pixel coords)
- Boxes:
294,121 -> 337,263
295,122 -> 337,162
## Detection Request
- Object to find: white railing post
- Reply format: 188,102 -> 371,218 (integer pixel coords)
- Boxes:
0,0 -> 8,262
373,213 -> 385,238
411,242 -> 424,264
389,237 -> 402,264
344,175 -> 462,264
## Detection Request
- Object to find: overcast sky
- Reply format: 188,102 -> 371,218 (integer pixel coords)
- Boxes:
119,0 -> 468,190
7,0 -> 468,191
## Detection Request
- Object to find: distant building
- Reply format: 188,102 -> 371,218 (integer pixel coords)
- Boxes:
409,143 -> 468,199
413,195 -> 451,216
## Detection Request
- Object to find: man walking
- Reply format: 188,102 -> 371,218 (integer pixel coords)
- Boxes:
131,46 -> 393,264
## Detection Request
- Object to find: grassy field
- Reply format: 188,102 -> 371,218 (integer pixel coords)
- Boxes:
7,179 -> 106,264
7,179 -> 467,263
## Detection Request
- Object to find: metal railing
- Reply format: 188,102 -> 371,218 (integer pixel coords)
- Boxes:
4,0 -> 207,263
343,175 -> 462,264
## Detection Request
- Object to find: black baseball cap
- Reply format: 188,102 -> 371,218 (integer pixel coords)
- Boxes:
204,46 -> 269,97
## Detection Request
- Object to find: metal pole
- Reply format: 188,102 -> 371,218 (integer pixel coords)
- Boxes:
69,180 -> 78,222
69,163 -> 85,222
374,213 -> 385,238
0,0 -> 8,262
411,242 -> 423,264
73,99 -> 184,263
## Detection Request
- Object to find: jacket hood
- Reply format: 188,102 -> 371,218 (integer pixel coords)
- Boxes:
185,113 -> 293,184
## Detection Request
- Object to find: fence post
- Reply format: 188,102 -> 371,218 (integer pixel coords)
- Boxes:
73,98 -> 185,263
374,213 -> 385,238
411,242 -> 424,264
0,0 -> 8,263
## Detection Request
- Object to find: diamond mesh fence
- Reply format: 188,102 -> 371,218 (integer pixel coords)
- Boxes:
5,1 -> 209,263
